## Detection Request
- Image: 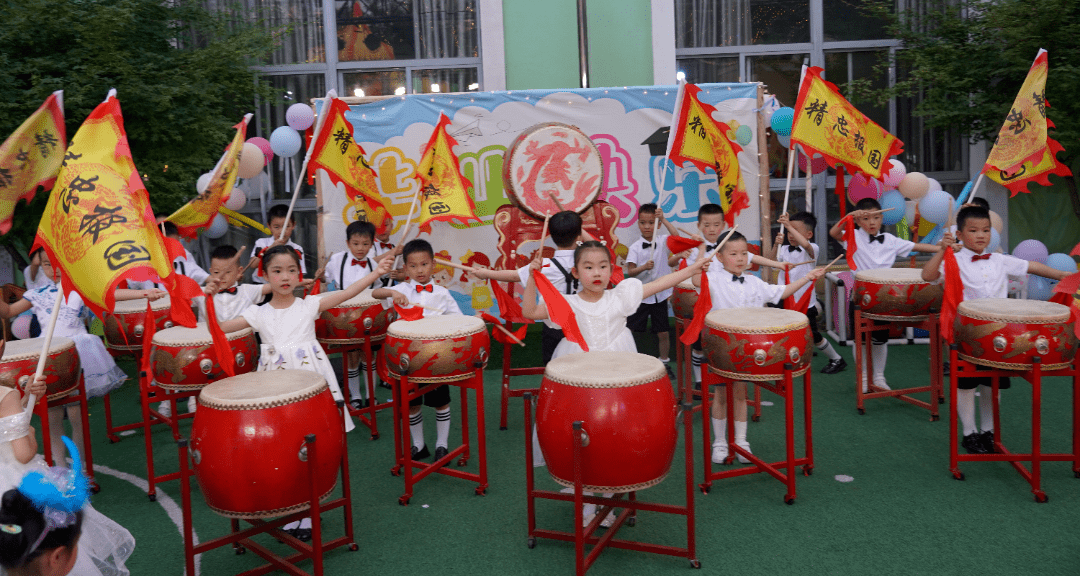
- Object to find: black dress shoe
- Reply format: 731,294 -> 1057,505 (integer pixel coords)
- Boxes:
978,430 -> 996,454
664,364 -> 676,381
349,398 -> 364,411
962,433 -> 989,454
434,446 -> 448,460
821,358 -> 847,375
943,360 -> 951,377
411,444 -> 431,460
295,529 -> 312,542
379,379 -> 392,390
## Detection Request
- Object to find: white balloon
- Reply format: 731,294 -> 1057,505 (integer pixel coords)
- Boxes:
270,126 -> 303,158
926,177 -> 943,192
196,172 -> 213,194
205,213 -> 229,239
224,187 -> 247,211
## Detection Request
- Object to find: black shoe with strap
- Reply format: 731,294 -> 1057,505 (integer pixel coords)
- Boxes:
821,358 -> 847,375
978,430 -> 996,454
962,433 -> 989,454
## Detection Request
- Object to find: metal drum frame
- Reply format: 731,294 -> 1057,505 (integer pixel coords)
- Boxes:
853,306 -> 944,419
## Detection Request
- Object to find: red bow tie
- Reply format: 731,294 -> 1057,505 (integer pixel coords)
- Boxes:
380,242 -> 393,249
971,253 -> 992,262
351,258 -> 368,268
415,283 -> 433,293
222,287 -> 238,295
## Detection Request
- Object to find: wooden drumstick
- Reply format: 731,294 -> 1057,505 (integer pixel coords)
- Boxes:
434,257 -> 479,273
821,255 -> 844,269
477,313 -> 526,347
677,226 -> 699,237
866,208 -> 895,215
704,225 -> 738,260
548,192 -> 566,213
539,213 -> 550,250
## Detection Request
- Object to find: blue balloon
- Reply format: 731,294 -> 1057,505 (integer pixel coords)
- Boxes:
735,125 -> 753,146
270,126 -> 302,157
879,191 -> 905,226
957,180 -> 974,205
918,190 -> 953,226
988,228 -> 1001,253
771,107 -> 795,137
1027,275 -> 1053,301
1046,253 -> 1078,273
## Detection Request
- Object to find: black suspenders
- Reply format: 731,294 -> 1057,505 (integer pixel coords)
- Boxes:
549,259 -> 578,295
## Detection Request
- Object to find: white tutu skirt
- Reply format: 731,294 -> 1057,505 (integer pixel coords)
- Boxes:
70,334 -> 128,398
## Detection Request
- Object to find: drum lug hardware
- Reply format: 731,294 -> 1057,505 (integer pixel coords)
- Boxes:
993,335 -> 1007,353
17,375 -> 29,388
398,355 -> 410,374
1035,336 -> 1049,356
298,444 -> 309,462
788,346 -> 801,364
861,293 -> 871,306
476,347 -> 489,368
363,317 -> 373,330
235,353 -> 245,367
200,359 -> 214,375
753,349 -> 767,366
134,324 -> 144,338
164,321 -> 174,329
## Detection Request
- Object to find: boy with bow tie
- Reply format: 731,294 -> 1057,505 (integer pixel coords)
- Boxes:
625,203 -> 682,375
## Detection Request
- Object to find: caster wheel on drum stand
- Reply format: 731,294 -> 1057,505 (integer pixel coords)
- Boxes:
751,415 -> 760,423
626,516 -> 636,527
390,465 -> 402,477
526,537 -> 536,549
90,481 -> 101,494
689,559 -> 702,569
234,546 -> 246,555
370,433 -> 379,441
348,543 -> 360,552
938,396 -> 945,405
499,426 -> 508,431
398,496 -> 410,506
698,483 -> 711,495
147,493 -> 157,502
1035,492 -> 1048,503
802,465 -> 813,477
1074,470 -> 1080,479
951,470 -> 965,481
475,486 -> 487,496
784,495 -> 795,505
930,414 -> 940,422
456,457 -> 468,467
857,408 -> 865,415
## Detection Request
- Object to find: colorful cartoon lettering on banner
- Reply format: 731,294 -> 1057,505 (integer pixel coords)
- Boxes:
316,84 -> 762,315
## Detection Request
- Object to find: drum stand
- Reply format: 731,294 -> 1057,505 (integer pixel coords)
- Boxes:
947,346 -> 1080,502
852,307 -> 943,420
498,336 -> 544,430
673,318 -> 762,420
388,363 -> 488,504
523,393 -> 699,573
321,337 -> 389,440
177,428 -> 358,575
34,375 -> 99,491
699,364 -> 813,504
102,348 -> 154,442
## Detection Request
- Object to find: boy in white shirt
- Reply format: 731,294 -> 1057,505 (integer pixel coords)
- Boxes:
250,204 -> 306,284
692,231 -> 825,463
829,197 -> 940,392
372,239 -> 463,461
625,203 -> 682,376
922,205 -> 1069,453
769,211 -> 845,374
200,245 -> 269,322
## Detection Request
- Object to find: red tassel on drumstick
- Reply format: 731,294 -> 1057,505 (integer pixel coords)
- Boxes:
679,226 -> 737,345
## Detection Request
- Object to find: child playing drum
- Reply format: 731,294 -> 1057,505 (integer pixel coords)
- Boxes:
921,205 -> 1070,453
693,232 -> 825,464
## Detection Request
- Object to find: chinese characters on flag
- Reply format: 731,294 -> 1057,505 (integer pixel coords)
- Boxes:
791,66 -> 903,181
167,114 -> 250,239
414,113 -> 480,233
667,83 -> 749,227
0,91 -> 65,234
307,97 -> 391,229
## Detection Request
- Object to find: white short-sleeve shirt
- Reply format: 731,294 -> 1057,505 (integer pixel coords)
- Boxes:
935,247 -> 1029,300
626,234 -> 672,304
776,243 -> 818,308
197,283 -> 265,323
705,269 -> 786,310
383,280 -> 463,317
839,229 -> 914,271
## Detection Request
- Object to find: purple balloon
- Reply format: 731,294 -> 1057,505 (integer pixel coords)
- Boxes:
1013,239 -> 1049,263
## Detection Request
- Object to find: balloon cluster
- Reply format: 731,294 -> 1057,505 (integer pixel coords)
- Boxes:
1012,240 -> 1079,301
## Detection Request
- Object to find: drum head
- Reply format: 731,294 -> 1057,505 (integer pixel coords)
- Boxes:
199,369 -> 327,410
113,296 -> 171,313
676,279 -> 697,291
545,351 -> 665,388
387,315 -> 485,340
855,268 -> 926,284
502,123 -> 603,218
705,307 -> 808,331
1,336 -> 75,361
152,324 -> 252,345
333,290 -> 380,309
958,298 -> 1070,323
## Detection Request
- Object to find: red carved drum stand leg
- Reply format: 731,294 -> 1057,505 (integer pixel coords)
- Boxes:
522,393 -> 699,573
103,349 -> 151,443
36,374 -> 99,492
674,319 -> 702,414
698,365 -> 814,504
179,420 -> 359,575
948,345 -> 1079,502
137,367 -> 198,501
499,337 -> 545,431
854,307 -> 942,420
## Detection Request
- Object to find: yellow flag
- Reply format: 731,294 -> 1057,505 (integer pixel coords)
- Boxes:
167,115 -> 249,239
0,91 -> 65,234
667,83 -> 749,227
414,113 -> 479,232
791,66 -> 903,180
32,93 -> 173,316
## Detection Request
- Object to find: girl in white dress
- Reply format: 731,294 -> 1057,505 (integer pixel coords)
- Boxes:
522,240 -> 709,358
0,253 -> 166,471
0,374 -> 134,576
216,245 -> 391,540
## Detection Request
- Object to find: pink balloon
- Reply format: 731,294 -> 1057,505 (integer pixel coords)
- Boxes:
246,137 -> 274,166
798,152 -> 828,174
882,160 -> 906,188
848,173 -> 883,203
11,315 -> 31,340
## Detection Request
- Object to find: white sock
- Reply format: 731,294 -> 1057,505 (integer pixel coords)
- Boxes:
692,350 -> 703,383
409,412 -> 425,450
958,388 -> 978,436
435,407 -> 451,449
871,343 -> 888,382
347,368 -> 362,401
187,396 -> 197,413
978,384 -> 995,432
734,420 -> 748,445
816,338 -> 842,361
299,517 -> 311,529
710,417 -> 727,447
531,424 -> 546,467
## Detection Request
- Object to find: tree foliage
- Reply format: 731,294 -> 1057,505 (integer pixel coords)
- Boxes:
0,0 -> 279,244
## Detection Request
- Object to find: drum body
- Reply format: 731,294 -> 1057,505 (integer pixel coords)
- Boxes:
956,298 -> 1078,370
854,268 -> 942,321
502,123 -> 603,218
0,337 -> 80,400
702,308 -> 812,381
104,297 -> 172,351
672,279 -> 698,321
315,291 -> 394,345
383,316 -> 490,383
537,352 -> 676,492
150,325 -> 258,390
191,370 -> 344,519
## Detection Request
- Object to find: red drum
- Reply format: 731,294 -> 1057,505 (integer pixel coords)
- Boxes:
502,122 -> 604,218
537,351 -> 676,492
315,291 -> 394,345
702,308 -> 812,381
190,370 -> 344,518
854,268 -> 943,321
956,298 -> 1078,370
0,336 -> 80,400
104,297 -> 172,351
150,325 -> 258,390
672,279 -> 698,321
383,316 -> 490,383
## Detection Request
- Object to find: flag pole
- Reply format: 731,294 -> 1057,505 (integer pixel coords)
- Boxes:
781,145 -> 796,214
24,287 -> 62,417
966,173 -> 986,203
280,91 -> 337,242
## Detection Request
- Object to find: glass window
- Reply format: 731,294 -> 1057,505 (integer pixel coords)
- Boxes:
412,67 -> 479,94
675,57 -> 739,84
343,70 -> 407,97
675,0 -> 810,47
218,0 -> 325,65
748,53 -> 807,107
336,0 -> 478,62
822,0 -> 890,42
823,50 -> 889,131
894,65 -> 965,174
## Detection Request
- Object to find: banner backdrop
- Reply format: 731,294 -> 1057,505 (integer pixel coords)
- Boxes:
317,83 -> 762,316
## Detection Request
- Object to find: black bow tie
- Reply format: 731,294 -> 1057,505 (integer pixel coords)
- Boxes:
731,275 -> 745,283
867,234 -> 886,244
222,287 -> 238,295
788,245 -> 802,252
641,242 -> 652,249
705,244 -> 717,253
